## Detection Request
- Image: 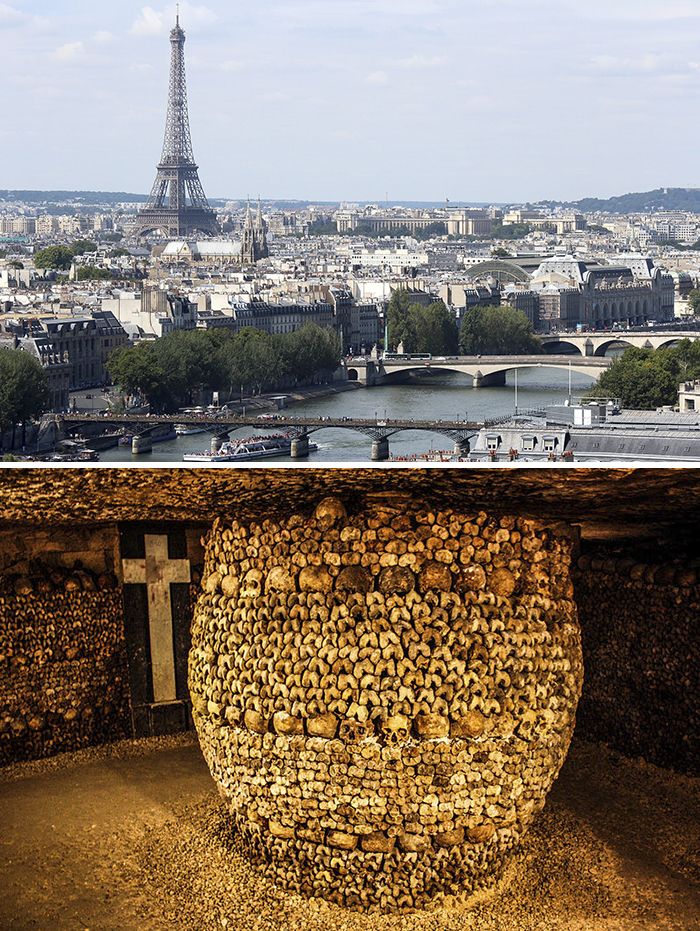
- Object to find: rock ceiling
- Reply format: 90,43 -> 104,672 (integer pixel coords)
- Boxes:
0,467 -> 698,545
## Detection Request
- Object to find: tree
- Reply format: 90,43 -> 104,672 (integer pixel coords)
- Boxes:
107,343 -> 175,411
0,349 -> 49,448
70,239 -> 97,255
459,305 -> 541,355
687,289 -> 700,315
387,290 -> 417,350
407,300 -> 458,355
586,340 -> 700,409
279,324 -> 341,383
34,245 -> 74,270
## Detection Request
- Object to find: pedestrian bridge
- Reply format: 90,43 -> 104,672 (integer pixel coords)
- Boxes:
540,330 -> 700,357
347,355 -> 611,388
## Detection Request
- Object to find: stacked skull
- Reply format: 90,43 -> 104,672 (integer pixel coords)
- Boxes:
189,496 -> 583,911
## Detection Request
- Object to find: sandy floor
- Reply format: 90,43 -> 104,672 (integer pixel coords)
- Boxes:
0,735 -> 698,931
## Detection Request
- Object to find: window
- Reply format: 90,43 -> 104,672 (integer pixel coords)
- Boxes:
522,435 -> 536,451
687,399 -> 696,411
543,436 -> 557,452
486,434 -> 500,451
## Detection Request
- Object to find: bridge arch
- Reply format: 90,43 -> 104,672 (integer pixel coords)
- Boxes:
542,340 -> 584,356
656,338 -> 685,351
347,368 -> 359,381
379,361 -> 603,383
593,339 -> 634,357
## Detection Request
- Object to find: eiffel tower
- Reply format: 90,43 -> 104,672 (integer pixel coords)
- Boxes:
135,11 -> 220,238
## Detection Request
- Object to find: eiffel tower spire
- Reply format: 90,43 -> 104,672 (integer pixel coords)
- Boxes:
135,13 -> 220,238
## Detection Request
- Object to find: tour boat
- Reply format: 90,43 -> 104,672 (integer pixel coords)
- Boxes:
175,423 -> 208,436
182,433 -> 317,463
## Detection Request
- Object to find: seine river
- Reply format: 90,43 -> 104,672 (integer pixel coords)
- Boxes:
98,369 -> 595,463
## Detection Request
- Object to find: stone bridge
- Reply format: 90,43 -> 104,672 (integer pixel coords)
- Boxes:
346,355 -> 610,388
540,330 -> 700,357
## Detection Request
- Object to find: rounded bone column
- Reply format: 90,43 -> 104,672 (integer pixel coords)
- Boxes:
190,497 -> 583,911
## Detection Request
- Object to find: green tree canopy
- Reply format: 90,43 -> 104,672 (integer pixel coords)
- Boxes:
34,245 -> 75,270
75,266 -> 114,281
587,340 -> 700,409
70,239 -> 97,255
407,300 -> 458,355
107,324 -> 343,411
459,305 -> 541,355
0,349 -> 49,438
687,289 -> 700,314
387,293 -> 458,354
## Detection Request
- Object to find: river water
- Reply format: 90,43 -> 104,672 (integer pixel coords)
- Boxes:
98,368 -> 594,463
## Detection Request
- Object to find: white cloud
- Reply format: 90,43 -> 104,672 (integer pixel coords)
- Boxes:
131,3 -> 217,37
93,30 -> 114,44
588,54 -> 665,75
131,6 -> 164,36
392,54 -> 446,69
366,70 -> 389,86
0,3 -> 49,30
53,42 -> 86,62
0,3 -> 22,25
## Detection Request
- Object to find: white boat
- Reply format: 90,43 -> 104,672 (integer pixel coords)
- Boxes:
182,433 -> 318,463
175,424 -> 208,436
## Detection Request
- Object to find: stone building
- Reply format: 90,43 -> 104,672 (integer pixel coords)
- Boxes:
328,288 -> 381,353
159,240 -> 241,265
230,297 -> 334,335
0,309 -> 128,393
0,331 -> 71,411
102,287 -> 197,339
240,201 -> 269,265
529,255 -> 675,330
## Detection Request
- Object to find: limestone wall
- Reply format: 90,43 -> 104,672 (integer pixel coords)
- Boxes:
190,496 -> 583,910
0,564 -> 130,764
574,554 -> 700,774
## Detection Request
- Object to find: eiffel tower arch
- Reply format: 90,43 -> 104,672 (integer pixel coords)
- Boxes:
135,13 -> 220,238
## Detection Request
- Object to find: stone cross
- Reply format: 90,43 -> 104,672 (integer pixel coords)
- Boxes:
122,534 -> 190,704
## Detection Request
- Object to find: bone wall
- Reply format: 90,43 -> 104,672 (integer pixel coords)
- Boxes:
574,554 -> 700,774
190,497 -> 583,911
0,563 -> 130,765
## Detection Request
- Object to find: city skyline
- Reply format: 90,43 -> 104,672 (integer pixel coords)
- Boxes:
2,1 -> 700,201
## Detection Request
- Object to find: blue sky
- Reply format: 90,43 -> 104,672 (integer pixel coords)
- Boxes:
2,0 -> 700,202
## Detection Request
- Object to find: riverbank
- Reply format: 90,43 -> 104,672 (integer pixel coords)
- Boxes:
227,380 -> 364,415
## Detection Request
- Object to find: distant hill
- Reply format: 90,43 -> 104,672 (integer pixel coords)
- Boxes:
0,190 -> 227,208
542,188 -> 700,214
0,190 -> 149,205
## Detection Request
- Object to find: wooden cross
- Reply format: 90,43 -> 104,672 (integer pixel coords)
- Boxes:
122,534 -> 190,704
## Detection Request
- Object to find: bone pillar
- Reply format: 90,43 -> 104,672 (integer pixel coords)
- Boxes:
189,496 -> 583,911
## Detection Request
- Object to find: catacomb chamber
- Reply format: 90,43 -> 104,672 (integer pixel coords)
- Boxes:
189,495 -> 583,910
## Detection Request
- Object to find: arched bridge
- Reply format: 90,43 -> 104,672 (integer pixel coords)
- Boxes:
51,412 -> 482,461
540,330 -> 700,357
347,355 -> 610,387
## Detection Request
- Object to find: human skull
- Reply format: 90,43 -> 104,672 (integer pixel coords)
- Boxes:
241,568 -> 263,598
382,714 -> 410,746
